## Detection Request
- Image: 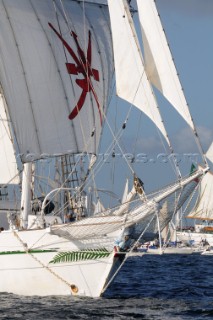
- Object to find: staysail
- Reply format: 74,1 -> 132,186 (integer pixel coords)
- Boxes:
108,0 -> 169,145
136,0 -> 194,129
0,0 -> 113,162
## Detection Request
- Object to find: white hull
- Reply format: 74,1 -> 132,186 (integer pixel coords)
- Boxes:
147,247 -> 201,255
0,228 -> 120,297
147,247 -> 195,255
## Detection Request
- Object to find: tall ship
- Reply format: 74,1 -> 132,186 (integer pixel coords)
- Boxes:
0,0 -> 209,297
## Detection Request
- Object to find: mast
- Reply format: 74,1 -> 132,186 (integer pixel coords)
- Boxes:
20,162 -> 32,229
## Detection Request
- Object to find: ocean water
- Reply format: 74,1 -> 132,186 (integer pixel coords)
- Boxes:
1,254 -> 213,319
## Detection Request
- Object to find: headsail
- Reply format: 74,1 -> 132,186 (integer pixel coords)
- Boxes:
0,0 -> 113,162
108,0 -> 169,145
136,0 -> 194,129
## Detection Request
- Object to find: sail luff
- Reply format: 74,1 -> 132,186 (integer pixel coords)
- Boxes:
108,0 -> 170,146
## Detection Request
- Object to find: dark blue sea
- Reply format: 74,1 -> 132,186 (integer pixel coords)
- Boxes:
1,254 -> 213,319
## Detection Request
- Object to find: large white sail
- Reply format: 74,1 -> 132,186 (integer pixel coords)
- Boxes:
0,94 -> 19,184
108,0 -> 169,145
136,0 -> 194,130
0,0 -> 113,162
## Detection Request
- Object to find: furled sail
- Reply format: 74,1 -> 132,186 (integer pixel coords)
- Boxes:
137,0 -> 194,129
108,0 -> 169,145
0,94 -> 19,184
0,0 -> 113,162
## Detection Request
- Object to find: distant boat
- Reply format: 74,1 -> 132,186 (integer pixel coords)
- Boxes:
0,0 -> 209,297
130,242 -> 203,255
177,142 -> 213,246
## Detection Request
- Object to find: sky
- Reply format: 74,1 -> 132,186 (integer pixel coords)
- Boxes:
97,0 -> 213,204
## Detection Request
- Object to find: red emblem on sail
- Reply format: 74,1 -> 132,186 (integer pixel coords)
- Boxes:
48,23 -> 102,124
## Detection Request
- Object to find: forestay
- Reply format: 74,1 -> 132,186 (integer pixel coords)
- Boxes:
0,0 -> 113,162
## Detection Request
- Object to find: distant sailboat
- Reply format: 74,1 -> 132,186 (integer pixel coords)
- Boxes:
0,0 -> 209,298
177,142 -> 213,246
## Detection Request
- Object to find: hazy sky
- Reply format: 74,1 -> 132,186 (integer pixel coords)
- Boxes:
98,0 -> 213,200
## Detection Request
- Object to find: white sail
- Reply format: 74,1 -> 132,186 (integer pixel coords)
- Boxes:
0,0 -> 113,162
108,0 -> 169,145
206,141 -> 213,164
188,168 -> 213,220
136,0 -> 194,129
94,199 -> 105,214
0,94 -> 19,184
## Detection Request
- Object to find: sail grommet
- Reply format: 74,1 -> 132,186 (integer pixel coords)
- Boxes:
70,284 -> 78,294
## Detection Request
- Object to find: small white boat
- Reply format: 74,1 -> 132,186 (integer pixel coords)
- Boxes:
130,245 -> 203,255
147,246 -> 194,255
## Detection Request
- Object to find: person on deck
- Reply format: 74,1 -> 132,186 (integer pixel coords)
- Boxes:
115,234 -> 132,252
64,210 -> 75,223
